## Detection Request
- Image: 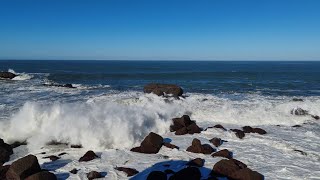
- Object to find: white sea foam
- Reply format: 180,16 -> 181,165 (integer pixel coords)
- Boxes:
8,68 -> 33,80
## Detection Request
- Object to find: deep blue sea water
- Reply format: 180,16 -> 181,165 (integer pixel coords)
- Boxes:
1,60 -> 320,96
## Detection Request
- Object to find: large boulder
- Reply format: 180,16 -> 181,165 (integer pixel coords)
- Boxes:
0,139 -> 13,165
131,132 -> 163,154
186,138 -> 215,154
229,168 -> 264,180
79,151 -> 98,162
6,155 -> 41,179
170,115 -> 201,135
144,83 -> 183,97
0,72 -> 16,79
0,165 -> 10,179
25,171 -> 57,180
212,159 -> 243,177
169,167 -> 201,180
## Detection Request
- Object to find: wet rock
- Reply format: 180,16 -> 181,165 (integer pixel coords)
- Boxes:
115,167 -> 139,177
212,159 -> 242,177
70,144 -> 83,148
43,83 -> 76,89
0,165 -> 10,179
230,129 -> 245,139
25,171 -> 57,180
292,125 -> 302,128
87,171 -> 102,180
171,115 -> 201,135
144,83 -> 183,97
0,139 -> 13,165
291,108 -> 309,116
209,138 -> 222,147
252,128 -> 267,135
229,168 -> 264,180
213,124 -> 227,131
69,168 -> 78,174
169,167 -> 201,180
311,115 -> 320,120
131,132 -> 163,154
212,149 -> 233,159
79,150 -> 98,162
46,141 -> 68,146
163,142 -> 179,149
58,152 -> 67,156
0,72 -> 16,79
175,127 -> 188,135
43,155 -> 60,161
292,98 -> 304,102
186,158 -> 205,167
186,138 -> 215,154
293,149 -> 307,156
242,126 -> 253,133
6,154 -> 41,179
186,123 -> 202,134
147,171 -> 167,180
10,141 -> 27,149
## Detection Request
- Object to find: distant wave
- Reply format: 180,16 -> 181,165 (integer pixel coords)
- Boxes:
8,69 -> 33,81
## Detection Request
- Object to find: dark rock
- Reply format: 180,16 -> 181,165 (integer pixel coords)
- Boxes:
70,144 -> 82,148
163,142 -> 179,149
293,149 -> 307,156
170,115 -> 193,132
174,127 -> 188,135
252,128 -> 267,135
144,83 -> 183,97
291,108 -> 309,116
6,154 -> 41,179
147,171 -> 167,180
43,155 -> 60,161
213,124 -> 227,131
58,152 -> 67,156
212,149 -> 233,159
131,132 -> 163,154
242,126 -> 253,133
164,169 -> 175,174
292,98 -> 304,102
0,165 -> 10,180
230,129 -> 245,139
229,168 -> 264,180
212,159 -> 241,177
10,141 -> 27,149
46,141 -> 68,146
43,83 -> 76,89
292,125 -> 302,128
186,123 -> 202,134
230,159 -> 247,169
25,171 -> 57,180
209,138 -> 222,147
69,168 -> 78,174
0,139 -> 13,165
186,138 -> 215,154
87,171 -> 102,180
186,158 -> 205,167
115,167 -> 139,177
79,151 -> 98,162
0,72 -> 16,79
63,84 -> 74,88
169,167 -> 201,180
311,115 -> 320,120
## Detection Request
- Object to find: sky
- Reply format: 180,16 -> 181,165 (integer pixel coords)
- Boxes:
0,0 -> 319,60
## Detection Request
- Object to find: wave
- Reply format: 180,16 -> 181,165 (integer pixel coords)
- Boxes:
8,69 -> 33,81
0,92 -> 319,150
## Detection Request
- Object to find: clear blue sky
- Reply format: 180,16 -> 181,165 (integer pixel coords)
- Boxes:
0,0 -> 319,60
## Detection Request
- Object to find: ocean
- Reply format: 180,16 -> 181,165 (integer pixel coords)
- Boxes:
0,60 -> 319,179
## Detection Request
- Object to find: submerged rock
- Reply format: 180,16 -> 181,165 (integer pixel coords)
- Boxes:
69,168 -> 78,174
291,108 -> 309,116
0,72 -> 16,79
186,138 -> 215,154
144,83 -> 183,96
212,149 -> 233,159
230,129 -> 245,139
87,171 -> 102,180
43,155 -> 60,161
6,155 -> 41,179
43,83 -> 76,89
131,132 -> 163,154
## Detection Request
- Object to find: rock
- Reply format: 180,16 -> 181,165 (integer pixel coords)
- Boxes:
229,168 -> 264,180
87,171 -> 102,180
46,141 -> 68,146
311,115 -> 320,120
69,168 -> 78,174
43,155 -> 60,161
0,165 -> 10,179
169,167 -> 201,180
230,129 -> 245,139
186,138 -> 215,154
186,158 -> 205,167
79,151 -> 98,162
6,154 -> 41,179
291,108 -> 309,116
44,83 -> 76,89
163,142 -> 179,149
212,149 -> 233,159
25,171 -> 57,180
292,98 -> 303,102
209,138 -> 222,147
0,139 -> 13,165
174,127 -> 188,135
0,72 -> 16,79
212,159 -> 242,177
10,141 -> 27,149
170,115 -> 193,132
131,132 -> 163,154
293,149 -> 307,156
186,123 -> 202,134
230,159 -> 247,169
242,126 -> 253,133
144,83 -> 183,96
147,171 -> 167,180
58,152 -> 67,156
213,124 -> 227,131
70,144 -> 82,148
252,128 -> 267,135
292,125 -> 302,128
115,167 -> 139,177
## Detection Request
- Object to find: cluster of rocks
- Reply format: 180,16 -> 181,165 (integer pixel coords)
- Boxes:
206,124 -> 267,139
170,115 -> 202,135
144,83 -> 183,97
291,107 -> 319,120
1,154 -> 56,180
0,72 -> 16,79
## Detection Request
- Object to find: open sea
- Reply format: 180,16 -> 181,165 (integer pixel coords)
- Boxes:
0,60 -> 319,179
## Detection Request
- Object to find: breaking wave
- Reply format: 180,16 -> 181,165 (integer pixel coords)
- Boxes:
8,69 -> 33,81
